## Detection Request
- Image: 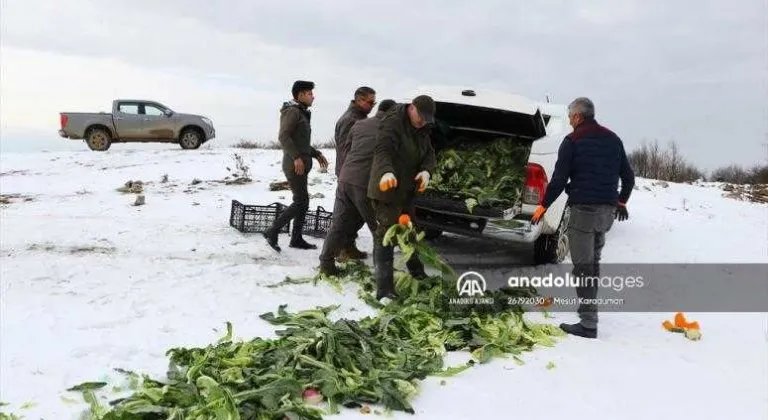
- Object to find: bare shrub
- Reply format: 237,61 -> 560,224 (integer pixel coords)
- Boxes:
313,137 -> 336,149
224,153 -> 252,184
711,163 -> 768,184
628,140 -> 704,183
710,164 -> 750,184
234,137 -> 335,150
748,164 -> 768,184
233,139 -> 281,149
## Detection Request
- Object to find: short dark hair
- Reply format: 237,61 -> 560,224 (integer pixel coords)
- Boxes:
354,86 -> 376,99
377,99 -> 396,113
292,80 -> 315,99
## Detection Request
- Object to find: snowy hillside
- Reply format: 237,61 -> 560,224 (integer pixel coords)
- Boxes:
1,147 -> 766,420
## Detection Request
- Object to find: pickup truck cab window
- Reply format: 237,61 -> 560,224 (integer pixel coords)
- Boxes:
117,101 -> 168,116
144,105 -> 166,116
118,103 -> 140,114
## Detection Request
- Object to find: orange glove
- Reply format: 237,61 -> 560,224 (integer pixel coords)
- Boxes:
662,312 -> 702,340
530,205 -> 547,224
379,172 -> 397,192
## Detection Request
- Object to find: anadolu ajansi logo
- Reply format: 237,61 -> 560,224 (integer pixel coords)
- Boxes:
457,271 -> 487,297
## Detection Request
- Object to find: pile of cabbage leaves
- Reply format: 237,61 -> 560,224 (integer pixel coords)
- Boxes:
70,224 -> 564,419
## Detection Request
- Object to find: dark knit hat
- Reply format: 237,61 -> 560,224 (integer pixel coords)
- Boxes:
292,80 -> 315,98
412,95 -> 435,124
377,99 -> 396,113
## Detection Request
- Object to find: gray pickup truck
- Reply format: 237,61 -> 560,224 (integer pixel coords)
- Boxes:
58,99 -> 216,151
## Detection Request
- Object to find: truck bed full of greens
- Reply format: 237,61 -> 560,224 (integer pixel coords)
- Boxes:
425,136 -> 531,213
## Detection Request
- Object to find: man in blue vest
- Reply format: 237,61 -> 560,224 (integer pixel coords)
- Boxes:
531,97 -> 635,339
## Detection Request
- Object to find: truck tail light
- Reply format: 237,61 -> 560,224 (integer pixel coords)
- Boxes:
523,163 -> 548,205
60,113 -> 68,129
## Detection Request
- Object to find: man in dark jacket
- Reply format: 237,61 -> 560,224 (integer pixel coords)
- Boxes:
531,97 -> 635,339
263,80 -> 329,252
319,99 -> 397,276
333,86 -> 377,260
368,95 -> 437,300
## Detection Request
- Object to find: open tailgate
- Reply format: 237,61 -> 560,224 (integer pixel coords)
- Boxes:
433,101 -> 547,140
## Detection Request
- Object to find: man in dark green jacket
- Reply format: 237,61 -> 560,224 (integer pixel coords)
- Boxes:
333,86 -> 377,261
263,80 -> 329,252
368,95 -> 437,300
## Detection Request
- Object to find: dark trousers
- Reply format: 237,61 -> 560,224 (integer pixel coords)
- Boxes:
371,199 -> 425,276
335,181 -> 368,251
372,199 -> 413,242
343,219 -> 366,249
319,182 -> 377,263
566,204 -> 615,329
268,161 -> 310,242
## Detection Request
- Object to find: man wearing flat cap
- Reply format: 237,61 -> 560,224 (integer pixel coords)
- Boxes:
264,80 -> 329,252
367,95 -> 437,300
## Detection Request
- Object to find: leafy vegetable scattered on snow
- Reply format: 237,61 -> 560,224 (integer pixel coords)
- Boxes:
67,220 -> 565,419
0,402 -> 24,420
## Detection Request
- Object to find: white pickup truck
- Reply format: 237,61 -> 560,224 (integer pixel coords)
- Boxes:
399,86 -> 572,264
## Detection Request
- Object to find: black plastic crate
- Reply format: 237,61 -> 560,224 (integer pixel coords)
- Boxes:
229,200 -> 290,233
300,205 -> 333,238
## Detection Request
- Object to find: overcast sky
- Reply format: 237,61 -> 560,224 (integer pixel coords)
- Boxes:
1,0 -> 766,170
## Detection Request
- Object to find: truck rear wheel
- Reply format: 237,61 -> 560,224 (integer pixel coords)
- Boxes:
86,128 -> 112,151
533,207 -> 570,264
179,128 -> 203,150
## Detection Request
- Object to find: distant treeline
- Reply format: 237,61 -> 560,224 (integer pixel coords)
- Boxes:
627,140 -> 768,184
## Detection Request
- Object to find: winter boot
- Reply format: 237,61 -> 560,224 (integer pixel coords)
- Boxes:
374,242 -> 397,300
290,239 -> 317,250
289,212 -> 317,250
338,242 -> 368,261
262,228 -> 281,252
319,259 -> 341,277
559,323 -> 597,339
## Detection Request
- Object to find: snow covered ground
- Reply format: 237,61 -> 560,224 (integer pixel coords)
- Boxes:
1,146 -> 766,419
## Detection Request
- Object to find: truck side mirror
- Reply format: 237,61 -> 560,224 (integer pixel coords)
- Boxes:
164,109 -> 174,117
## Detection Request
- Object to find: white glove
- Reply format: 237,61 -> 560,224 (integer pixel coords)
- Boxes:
415,171 -> 430,192
379,172 -> 398,191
